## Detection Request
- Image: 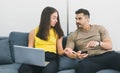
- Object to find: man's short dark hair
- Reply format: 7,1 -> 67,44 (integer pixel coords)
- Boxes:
75,8 -> 90,18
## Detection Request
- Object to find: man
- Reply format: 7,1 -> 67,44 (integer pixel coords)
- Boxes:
64,8 -> 120,73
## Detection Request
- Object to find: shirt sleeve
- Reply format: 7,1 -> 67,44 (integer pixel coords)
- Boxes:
66,32 -> 75,50
99,25 -> 110,41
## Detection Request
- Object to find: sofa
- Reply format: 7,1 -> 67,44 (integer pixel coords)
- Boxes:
0,31 -> 120,73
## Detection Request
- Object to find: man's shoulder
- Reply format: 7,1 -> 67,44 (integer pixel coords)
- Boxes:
92,24 -> 105,29
92,24 -> 102,27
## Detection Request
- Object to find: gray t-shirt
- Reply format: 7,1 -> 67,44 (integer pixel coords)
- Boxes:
66,25 -> 111,56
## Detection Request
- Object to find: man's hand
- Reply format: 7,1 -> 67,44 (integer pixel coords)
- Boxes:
86,41 -> 99,48
76,51 -> 88,60
64,48 -> 77,59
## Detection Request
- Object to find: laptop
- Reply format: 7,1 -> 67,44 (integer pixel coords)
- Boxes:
13,45 -> 49,67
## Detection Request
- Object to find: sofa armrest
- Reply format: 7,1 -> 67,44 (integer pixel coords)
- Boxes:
117,51 -> 120,53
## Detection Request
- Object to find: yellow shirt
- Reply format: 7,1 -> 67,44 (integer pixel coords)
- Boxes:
34,27 -> 58,54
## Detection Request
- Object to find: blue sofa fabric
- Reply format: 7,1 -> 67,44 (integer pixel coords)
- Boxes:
9,31 -> 28,46
9,31 -> 29,62
0,63 -> 21,73
0,38 -> 13,64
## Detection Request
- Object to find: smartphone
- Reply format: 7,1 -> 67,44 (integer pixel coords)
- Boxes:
81,51 -> 88,54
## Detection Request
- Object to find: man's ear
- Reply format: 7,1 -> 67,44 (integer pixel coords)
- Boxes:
86,16 -> 90,22
85,15 -> 89,21
87,18 -> 90,22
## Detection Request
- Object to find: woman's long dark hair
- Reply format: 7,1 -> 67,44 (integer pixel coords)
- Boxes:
36,6 -> 64,40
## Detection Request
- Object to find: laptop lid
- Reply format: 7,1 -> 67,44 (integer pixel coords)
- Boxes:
13,45 -> 49,66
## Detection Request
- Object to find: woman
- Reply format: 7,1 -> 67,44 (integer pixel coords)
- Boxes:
19,6 -> 64,73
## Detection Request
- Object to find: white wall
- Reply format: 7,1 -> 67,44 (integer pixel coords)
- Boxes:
0,0 -> 67,36
69,0 -> 120,51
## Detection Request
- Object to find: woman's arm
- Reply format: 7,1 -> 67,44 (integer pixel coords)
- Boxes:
28,29 -> 35,47
56,37 -> 64,55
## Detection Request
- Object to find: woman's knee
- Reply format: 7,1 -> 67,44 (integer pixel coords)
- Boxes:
42,61 -> 58,73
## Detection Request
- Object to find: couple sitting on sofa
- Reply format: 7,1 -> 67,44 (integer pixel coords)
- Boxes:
19,6 -> 120,73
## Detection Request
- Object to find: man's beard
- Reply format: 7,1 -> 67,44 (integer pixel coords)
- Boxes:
76,23 -> 82,29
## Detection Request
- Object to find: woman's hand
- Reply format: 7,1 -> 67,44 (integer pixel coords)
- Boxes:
64,48 -> 77,59
76,51 -> 88,60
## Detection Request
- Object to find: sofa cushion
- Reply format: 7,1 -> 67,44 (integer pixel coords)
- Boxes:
9,31 -> 29,46
0,37 -> 8,40
96,69 -> 120,73
57,69 -> 75,73
0,69 -> 18,73
0,38 -> 13,64
59,56 -> 79,71
0,63 -> 21,69
9,32 -> 29,61
0,63 -> 21,73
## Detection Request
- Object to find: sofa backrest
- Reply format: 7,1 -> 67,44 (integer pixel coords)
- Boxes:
62,36 -> 67,49
8,31 -> 69,62
9,31 -> 29,62
9,31 -> 29,46
9,31 -> 68,49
